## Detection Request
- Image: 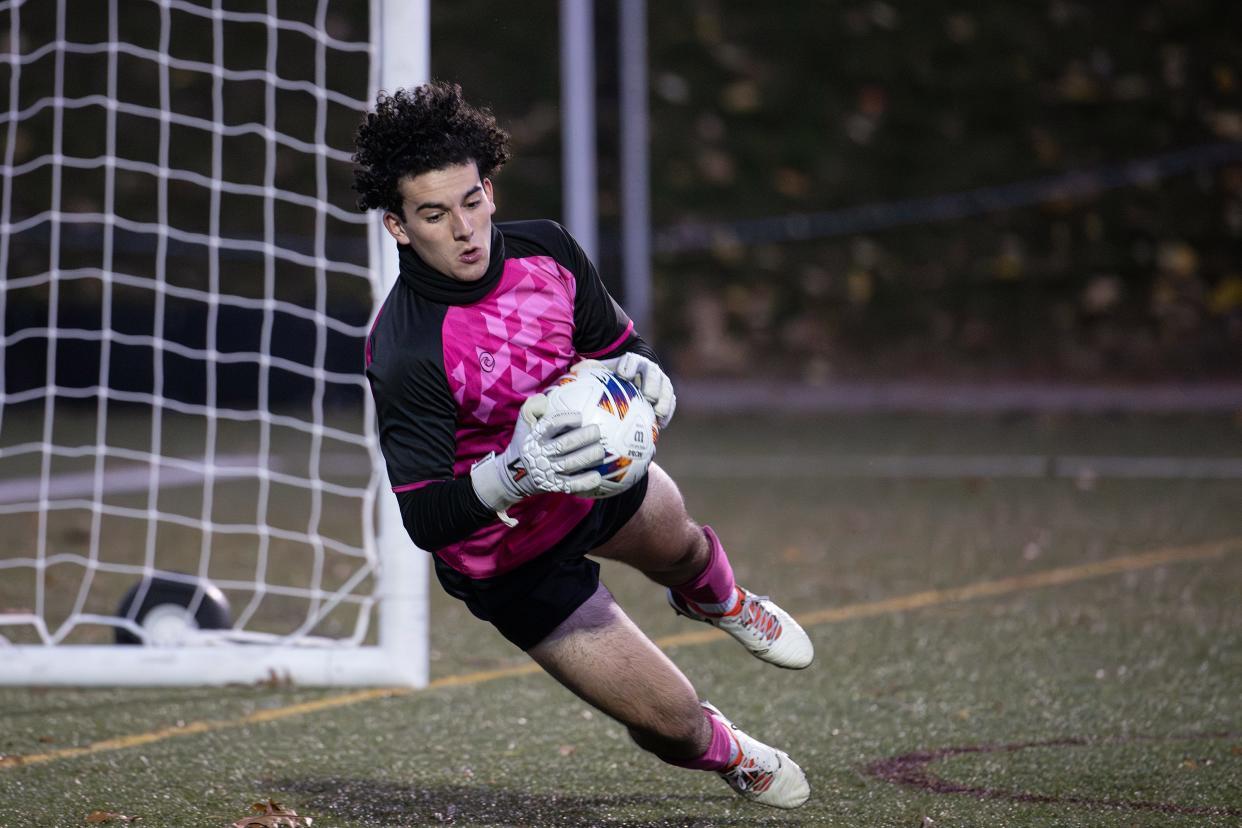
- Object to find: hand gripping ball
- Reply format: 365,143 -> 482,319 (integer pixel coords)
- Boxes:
544,360 -> 658,498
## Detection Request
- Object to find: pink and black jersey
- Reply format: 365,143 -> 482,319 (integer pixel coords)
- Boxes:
366,220 -> 657,579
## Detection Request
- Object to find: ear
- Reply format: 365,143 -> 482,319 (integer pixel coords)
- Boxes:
483,177 -> 495,209
383,210 -> 410,245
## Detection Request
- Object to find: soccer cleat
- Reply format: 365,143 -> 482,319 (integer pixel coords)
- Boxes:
667,586 -> 814,669
702,701 -> 810,809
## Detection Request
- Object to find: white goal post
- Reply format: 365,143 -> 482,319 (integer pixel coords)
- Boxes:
0,0 -> 429,686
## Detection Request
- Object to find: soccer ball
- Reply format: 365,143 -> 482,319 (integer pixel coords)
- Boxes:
544,360 -> 658,498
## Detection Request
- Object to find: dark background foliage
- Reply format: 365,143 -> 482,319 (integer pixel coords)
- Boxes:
5,0 -> 1240,403
437,0 -> 1242,382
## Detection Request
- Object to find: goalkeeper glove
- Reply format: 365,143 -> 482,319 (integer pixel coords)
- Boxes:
470,393 -> 605,526
598,352 -> 677,428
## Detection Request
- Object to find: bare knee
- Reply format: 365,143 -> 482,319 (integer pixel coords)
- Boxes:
659,519 -> 708,582
627,699 -> 711,760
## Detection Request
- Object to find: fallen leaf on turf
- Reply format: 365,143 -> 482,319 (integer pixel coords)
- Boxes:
558,744 -> 576,757
230,800 -> 311,827
85,812 -> 141,823
254,669 -> 294,689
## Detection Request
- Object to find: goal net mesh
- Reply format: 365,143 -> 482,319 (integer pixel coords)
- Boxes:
0,0 -> 386,650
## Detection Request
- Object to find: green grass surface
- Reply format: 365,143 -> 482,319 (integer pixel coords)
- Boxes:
2,412 -> 1241,826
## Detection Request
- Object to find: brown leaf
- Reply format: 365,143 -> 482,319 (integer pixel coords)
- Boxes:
231,817 -> 311,828
230,800 -> 311,827
254,669 -> 295,689
85,812 -> 141,824
558,744 -> 576,757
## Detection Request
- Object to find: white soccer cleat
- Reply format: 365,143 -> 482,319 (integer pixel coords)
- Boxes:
668,586 -> 814,669
702,701 -> 810,809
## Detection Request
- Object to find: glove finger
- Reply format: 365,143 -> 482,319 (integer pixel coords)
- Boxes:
559,470 -> 603,494
612,352 -> 640,382
620,355 -> 670,409
637,365 -> 665,405
654,386 -> 676,426
535,408 -> 584,439
552,442 -> 607,473
544,423 -> 600,455
520,393 -> 549,425
570,358 -> 607,377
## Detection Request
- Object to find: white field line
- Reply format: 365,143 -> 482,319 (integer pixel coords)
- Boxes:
661,453 -> 1242,480
3,452 -> 1240,511
0,453 -> 269,505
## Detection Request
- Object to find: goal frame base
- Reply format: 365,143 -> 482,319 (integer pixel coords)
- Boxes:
1,643 -> 423,687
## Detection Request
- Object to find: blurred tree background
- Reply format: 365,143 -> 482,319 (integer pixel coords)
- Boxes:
436,0 -> 1242,382
5,0 -> 1240,397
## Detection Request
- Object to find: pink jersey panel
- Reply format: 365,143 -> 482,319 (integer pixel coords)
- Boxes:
438,492 -> 594,578
443,256 -> 579,463
437,255 -> 593,577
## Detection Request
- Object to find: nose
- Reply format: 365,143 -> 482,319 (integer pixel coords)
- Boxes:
451,209 -> 473,241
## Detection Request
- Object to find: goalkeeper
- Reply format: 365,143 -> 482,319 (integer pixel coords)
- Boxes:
354,82 -> 813,809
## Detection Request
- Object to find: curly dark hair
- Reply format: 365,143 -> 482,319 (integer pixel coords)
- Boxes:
352,81 -> 511,217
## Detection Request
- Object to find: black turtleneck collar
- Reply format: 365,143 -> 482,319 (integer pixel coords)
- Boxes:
396,224 -> 506,306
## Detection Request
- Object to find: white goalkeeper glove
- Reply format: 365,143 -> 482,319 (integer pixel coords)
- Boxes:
470,393 -> 605,526
598,352 -> 677,428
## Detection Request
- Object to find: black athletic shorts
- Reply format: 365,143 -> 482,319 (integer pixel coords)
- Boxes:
432,474 -> 649,651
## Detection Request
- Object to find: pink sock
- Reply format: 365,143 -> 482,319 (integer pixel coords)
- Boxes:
664,708 -> 738,771
671,526 -> 738,612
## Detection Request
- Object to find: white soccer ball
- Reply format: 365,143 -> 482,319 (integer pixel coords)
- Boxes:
544,360 -> 658,498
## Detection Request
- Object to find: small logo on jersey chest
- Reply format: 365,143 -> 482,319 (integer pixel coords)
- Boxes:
477,347 -> 496,372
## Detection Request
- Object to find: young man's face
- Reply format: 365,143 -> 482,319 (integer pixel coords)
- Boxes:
383,161 -> 497,282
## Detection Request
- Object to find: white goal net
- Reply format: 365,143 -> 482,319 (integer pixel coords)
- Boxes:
0,0 -> 427,686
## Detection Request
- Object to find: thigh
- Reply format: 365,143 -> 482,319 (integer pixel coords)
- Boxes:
430,475 -> 649,651
589,462 -> 704,576
527,582 -> 706,750
432,551 -> 601,651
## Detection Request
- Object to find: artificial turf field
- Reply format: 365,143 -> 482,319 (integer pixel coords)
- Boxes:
1,411 -> 1240,827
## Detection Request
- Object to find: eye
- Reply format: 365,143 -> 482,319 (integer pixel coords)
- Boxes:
465,200 -> 481,210
423,212 -> 444,223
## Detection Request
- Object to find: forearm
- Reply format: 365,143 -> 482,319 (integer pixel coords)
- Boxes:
396,476 -> 498,551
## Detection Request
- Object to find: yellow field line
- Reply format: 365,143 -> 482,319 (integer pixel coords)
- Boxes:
2,536 -> 1236,771
655,537 -> 1238,649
